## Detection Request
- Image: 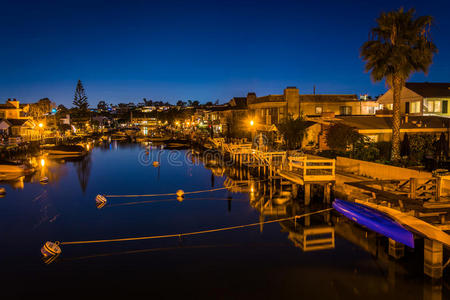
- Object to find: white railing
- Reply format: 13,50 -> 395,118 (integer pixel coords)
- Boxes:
288,156 -> 335,182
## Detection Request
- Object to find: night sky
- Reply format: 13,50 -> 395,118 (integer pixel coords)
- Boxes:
1,0 -> 449,106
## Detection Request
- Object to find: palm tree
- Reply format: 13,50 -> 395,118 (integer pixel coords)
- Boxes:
360,8 -> 437,162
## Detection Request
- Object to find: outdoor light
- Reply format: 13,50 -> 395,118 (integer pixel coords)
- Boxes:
250,120 -> 254,126
40,158 -> 45,167
38,123 -> 43,128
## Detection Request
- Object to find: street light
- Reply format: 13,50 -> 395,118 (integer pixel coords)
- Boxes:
250,120 -> 254,127
38,123 -> 43,128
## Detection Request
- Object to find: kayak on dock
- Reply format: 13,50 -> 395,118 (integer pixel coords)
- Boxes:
332,199 -> 414,248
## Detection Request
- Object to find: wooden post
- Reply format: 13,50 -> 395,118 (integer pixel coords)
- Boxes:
388,238 -> 405,259
410,178 -> 417,200
324,183 -> 331,204
304,183 -> 311,206
424,239 -> 443,279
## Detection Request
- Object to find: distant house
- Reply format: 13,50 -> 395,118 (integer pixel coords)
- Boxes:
0,99 -> 29,119
378,82 -> 450,116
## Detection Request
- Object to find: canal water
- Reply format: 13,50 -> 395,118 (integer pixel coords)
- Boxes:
0,142 -> 448,299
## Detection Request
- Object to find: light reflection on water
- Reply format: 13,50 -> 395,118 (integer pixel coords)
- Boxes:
0,142 -> 447,299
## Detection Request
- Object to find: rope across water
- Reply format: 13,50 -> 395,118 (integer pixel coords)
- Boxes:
103,180 -> 267,198
59,208 -> 333,246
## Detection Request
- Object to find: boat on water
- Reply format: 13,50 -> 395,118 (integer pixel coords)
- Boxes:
42,145 -> 87,158
0,160 -> 35,175
332,199 -> 414,248
164,139 -> 190,149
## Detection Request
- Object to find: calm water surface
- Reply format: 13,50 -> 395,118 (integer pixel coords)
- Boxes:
1,142 -> 448,299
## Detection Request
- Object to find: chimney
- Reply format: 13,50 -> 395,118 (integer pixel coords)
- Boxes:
247,92 -> 256,105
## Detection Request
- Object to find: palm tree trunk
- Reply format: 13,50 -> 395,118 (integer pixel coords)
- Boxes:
391,77 -> 402,162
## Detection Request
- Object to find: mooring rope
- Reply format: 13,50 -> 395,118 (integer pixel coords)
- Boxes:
59,208 -> 333,246
106,197 -> 247,208
103,179 -> 267,198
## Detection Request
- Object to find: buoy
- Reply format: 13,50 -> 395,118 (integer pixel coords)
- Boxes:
146,151 -> 149,155
41,241 -> 61,258
177,196 -> 184,202
40,177 -> 49,184
176,189 -> 184,197
95,194 -> 107,208
42,253 -> 60,265
152,161 -> 160,167
0,187 -> 6,195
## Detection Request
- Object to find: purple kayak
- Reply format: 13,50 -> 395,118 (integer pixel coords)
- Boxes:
333,199 -> 414,248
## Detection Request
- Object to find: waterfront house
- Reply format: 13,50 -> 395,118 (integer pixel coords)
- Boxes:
0,99 -> 30,119
377,82 -> 450,116
309,114 -> 450,151
0,118 -> 39,142
246,87 -> 379,129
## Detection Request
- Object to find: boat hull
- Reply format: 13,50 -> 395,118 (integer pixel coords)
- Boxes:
333,199 -> 414,248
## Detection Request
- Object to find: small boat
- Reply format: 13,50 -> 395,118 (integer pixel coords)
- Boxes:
41,241 -> 61,257
0,160 -> 35,175
332,199 -> 414,248
43,145 -> 87,158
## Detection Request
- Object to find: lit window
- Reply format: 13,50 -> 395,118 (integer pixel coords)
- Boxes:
315,106 -> 323,114
424,100 -> 441,113
411,101 -> 421,113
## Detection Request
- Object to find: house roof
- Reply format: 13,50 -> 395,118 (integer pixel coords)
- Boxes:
0,102 -> 20,109
405,82 -> 450,98
0,118 -> 34,127
300,94 -> 359,102
229,97 -> 247,108
335,115 -> 449,130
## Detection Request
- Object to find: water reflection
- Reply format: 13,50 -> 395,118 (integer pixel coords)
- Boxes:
74,155 -> 92,193
1,142 -> 447,299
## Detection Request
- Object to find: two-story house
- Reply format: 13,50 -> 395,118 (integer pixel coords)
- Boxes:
377,82 -> 450,116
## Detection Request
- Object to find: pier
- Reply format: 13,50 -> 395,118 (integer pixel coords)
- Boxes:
208,137 -> 450,280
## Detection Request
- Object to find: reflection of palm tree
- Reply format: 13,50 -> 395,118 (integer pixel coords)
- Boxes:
75,154 -> 92,193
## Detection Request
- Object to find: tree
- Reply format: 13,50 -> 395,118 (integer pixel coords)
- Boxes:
57,104 -> 69,116
276,115 -> 309,150
326,123 -> 365,152
73,80 -> 89,111
29,98 -> 55,118
360,8 -> 437,162
97,100 -> 108,111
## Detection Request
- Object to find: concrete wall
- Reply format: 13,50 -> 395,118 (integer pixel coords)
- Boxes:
336,156 -> 432,180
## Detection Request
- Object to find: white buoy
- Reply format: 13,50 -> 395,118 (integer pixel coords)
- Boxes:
152,161 -> 160,167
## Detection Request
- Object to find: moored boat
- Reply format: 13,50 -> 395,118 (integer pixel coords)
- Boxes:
0,160 -> 35,175
332,199 -> 414,248
43,145 -> 87,158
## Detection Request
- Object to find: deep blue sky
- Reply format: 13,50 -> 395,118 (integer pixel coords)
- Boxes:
1,0 -> 449,106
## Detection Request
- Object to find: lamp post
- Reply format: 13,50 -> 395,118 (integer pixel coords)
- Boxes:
38,123 -> 43,143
